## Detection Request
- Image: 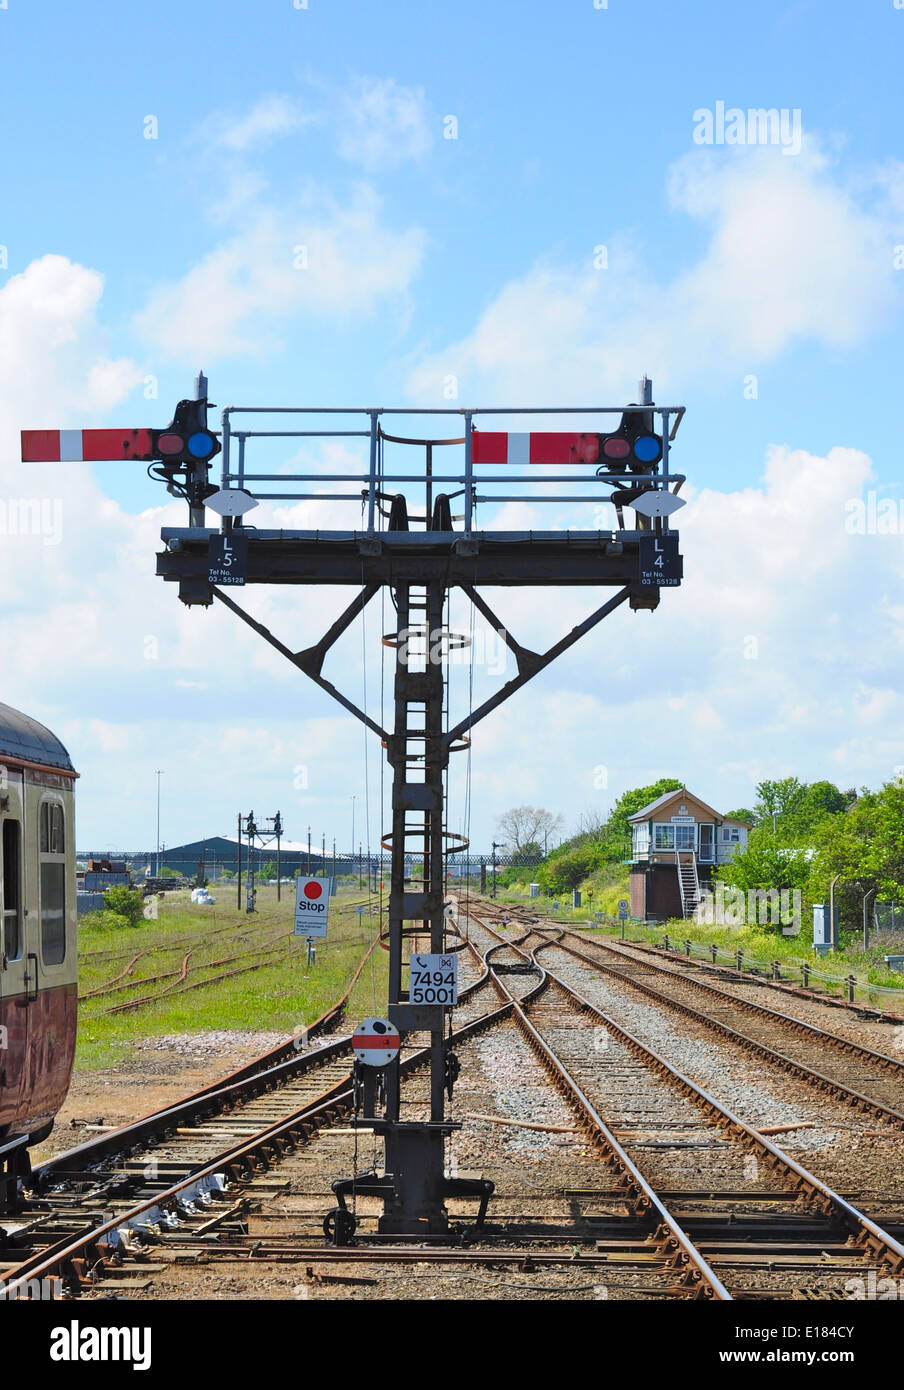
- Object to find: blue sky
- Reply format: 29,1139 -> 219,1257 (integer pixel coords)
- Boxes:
0,0 -> 902,852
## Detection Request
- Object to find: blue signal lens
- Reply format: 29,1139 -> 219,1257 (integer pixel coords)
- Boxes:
633,435 -> 661,463
188,432 -> 215,458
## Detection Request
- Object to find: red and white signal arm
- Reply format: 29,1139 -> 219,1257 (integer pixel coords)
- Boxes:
352,1017 -> 401,1068
294,876 -> 332,938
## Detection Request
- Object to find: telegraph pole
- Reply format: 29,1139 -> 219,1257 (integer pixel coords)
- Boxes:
275,811 -> 282,900
154,770 -> 163,875
236,812 -> 242,910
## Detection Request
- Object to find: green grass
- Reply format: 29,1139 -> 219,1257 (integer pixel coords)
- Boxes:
493,880 -> 904,1006
582,916 -> 904,1005
75,883 -> 388,1070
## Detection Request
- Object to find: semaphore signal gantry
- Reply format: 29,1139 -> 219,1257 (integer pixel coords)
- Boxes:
22,372 -> 687,1240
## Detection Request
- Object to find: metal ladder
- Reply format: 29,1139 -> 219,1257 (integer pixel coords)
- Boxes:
675,849 -> 701,918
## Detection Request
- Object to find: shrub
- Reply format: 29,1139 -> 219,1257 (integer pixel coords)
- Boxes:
101,886 -> 146,927
79,909 -> 132,931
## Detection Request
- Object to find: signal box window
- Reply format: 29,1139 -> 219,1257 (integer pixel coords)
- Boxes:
2,818 -> 22,962
40,800 -> 66,966
675,825 -> 695,852
653,825 -> 675,850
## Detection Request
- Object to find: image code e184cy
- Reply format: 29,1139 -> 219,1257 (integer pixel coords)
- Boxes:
294,877 -> 332,938
409,952 -> 458,1005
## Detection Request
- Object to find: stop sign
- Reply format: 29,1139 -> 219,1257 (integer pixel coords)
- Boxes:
294,876 -> 332,938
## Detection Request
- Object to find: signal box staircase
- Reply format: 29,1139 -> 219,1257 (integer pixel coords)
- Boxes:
675,851 -> 701,918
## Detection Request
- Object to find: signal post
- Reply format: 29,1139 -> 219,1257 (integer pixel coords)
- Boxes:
23,375 -> 686,1241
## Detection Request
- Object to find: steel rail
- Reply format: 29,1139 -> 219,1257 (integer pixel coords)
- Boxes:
523,941 -> 904,1277
471,911 -> 904,1284
551,931 -> 904,1130
2,972 -> 511,1297
34,937 -> 493,1184
573,930 -> 904,1072
610,934 -> 904,1024
479,939 -> 730,1300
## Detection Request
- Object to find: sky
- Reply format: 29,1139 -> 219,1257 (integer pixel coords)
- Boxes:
0,0 -> 902,854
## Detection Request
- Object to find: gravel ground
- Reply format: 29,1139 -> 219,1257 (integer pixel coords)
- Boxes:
138,1030 -> 291,1058
540,944 -> 904,1217
136,1019 -> 658,1303
584,935 -> 904,1053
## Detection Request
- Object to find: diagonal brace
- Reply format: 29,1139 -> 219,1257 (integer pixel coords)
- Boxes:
295,581 -> 380,678
212,586 -> 390,743
460,584 -> 543,679
443,585 -> 631,751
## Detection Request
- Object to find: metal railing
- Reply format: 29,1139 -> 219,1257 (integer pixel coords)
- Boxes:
216,399 -> 686,537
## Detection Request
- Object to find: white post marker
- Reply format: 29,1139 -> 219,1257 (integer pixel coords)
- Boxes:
409,952 -> 458,1006
294,877 -> 332,938
352,1017 -> 401,1067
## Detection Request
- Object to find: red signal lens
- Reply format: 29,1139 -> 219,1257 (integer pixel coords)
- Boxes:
157,433 -> 185,456
602,438 -> 631,459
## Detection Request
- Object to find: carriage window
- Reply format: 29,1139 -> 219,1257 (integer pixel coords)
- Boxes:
41,864 -> 65,965
40,802 -> 65,855
2,818 -> 22,961
40,800 -> 66,966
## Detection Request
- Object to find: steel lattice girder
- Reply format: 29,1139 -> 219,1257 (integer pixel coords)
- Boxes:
156,529 -> 680,594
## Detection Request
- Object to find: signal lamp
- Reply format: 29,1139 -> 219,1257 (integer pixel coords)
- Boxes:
633,435 -> 662,464
602,438 -> 631,460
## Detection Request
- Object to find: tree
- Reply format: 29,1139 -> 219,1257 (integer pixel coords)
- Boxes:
803,781 -> 848,819
724,808 -> 756,826
815,779 -> 904,907
754,778 -> 806,824
596,778 -> 683,862
539,844 -> 594,893
718,829 -> 812,897
752,778 -> 847,839
496,806 -> 563,854
538,777 -> 683,893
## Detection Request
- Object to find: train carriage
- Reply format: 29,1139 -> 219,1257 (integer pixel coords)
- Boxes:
0,703 -> 77,1190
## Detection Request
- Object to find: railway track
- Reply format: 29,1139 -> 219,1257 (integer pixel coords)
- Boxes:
6,908 -> 902,1301
538,927 -> 904,1130
0,934 -> 504,1297
472,901 -> 904,1129
471,911 -> 904,1299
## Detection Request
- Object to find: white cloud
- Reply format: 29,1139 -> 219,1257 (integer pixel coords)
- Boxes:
0,256 -> 142,417
133,185 -> 426,361
211,94 -> 316,152
443,438 -> 904,832
337,77 -> 433,171
407,144 -> 902,403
